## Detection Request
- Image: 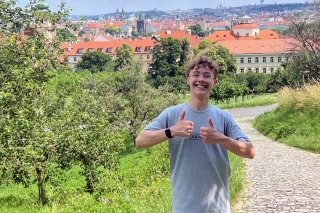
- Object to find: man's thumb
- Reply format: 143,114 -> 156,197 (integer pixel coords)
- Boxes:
208,117 -> 215,128
179,111 -> 186,120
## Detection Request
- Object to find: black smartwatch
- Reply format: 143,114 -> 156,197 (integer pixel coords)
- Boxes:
165,128 -> 173,138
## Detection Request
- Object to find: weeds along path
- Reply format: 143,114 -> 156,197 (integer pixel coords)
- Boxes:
228,105 -> 320,213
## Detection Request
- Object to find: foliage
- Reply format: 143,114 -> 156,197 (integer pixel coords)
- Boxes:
114,44 -> 134,71
188,24 -> 206,37
76,51 -> 113,73
254,83 -> 320,153
210,75 -> 248,102
148,37 -> 190,92
56,28 -> 77,42
194,41 -> 237,75
44,71 -> 126,194
283,5 -> 320,85
235,72 -> 271,94
0,0 -> 70,205
105,25 -> 120,36
117,61 -> 179,139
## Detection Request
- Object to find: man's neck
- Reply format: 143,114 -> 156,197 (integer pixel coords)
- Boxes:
188,96 -> 209,110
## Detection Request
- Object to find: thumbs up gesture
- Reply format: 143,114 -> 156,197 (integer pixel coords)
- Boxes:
170,111 -> 194,137
200,117 -> 222,144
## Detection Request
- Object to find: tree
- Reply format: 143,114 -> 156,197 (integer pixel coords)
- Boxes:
0,0 -> 69,205
114,44 -> 134,70
105,25 -> 120,36
148,37 -> 190,92
188,24 -> 205,37
76,51 -> 113,73
284,3 -> 320,85
56,28 -> 76,42
117,60 -> 178,140
45,71 -> 126,194
195,40 -> 237,75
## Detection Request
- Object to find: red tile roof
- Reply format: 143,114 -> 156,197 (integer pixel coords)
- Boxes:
207,29 -> 280,42
216,38 -> 295,54
155,29 -> 201,47
62,38 -> 157,55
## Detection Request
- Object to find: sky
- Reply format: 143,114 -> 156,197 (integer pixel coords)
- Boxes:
16,0 -> 307,15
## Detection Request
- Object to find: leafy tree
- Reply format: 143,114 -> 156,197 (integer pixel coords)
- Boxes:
284,4 -> 320,84
117,60 -> 178,140
45,71 -> 126,194
105,25 -> 120,36
115,44 -> 134,70
188,24 -> 205,37
195,41 -> 237,75
149,37 -> 189,92
0,0 -> 69,205
56,28 -> 76,42
76,51 -> 113,73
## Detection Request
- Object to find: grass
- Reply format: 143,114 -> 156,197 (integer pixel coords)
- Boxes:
254,84 -> 320,154
179,93 -> 277,109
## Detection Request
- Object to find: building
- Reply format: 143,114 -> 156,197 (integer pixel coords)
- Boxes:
62,38 -> 156,71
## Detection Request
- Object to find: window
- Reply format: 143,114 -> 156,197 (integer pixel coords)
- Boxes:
255,68 -> 259,73
73,57 -> 77,62
106,48 -> 113,53
246,33 -> 249,37
97,48 -> 103,52
270,68 -> 274,73
255,57 -> 259,63
240,58 -> 244,63
136,47 -> 142,52
248,57 -> 251,63
88,48 -> 94,52
147,55 -> 150,59
240,68 -> 244,73
263,57 -> 266,63
263,68 -> 267,73
270,57 -> 274,63
146,46 -> 151,52
77,48 -> 83,54
248,68 -> 252,72
278,56 -> 282,62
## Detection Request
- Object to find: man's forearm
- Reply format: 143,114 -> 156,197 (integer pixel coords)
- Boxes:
135,129 -> 168,148
218,136 -> 255,159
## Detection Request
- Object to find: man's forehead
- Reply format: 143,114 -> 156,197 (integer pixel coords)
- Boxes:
192,66 -> 213,72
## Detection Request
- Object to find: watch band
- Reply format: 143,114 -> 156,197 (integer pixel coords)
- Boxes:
165,128 -> 173,138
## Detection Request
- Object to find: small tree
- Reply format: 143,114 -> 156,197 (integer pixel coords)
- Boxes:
114,44 -> 134,70
76,51 -> 113,73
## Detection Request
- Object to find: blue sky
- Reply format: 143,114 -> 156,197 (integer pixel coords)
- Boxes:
17,0 -> 307,15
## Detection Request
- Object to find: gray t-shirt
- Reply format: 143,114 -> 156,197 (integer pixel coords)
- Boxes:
145,103 -> 250,213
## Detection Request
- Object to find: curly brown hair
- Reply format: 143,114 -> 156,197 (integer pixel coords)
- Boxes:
186,56 -> 219,79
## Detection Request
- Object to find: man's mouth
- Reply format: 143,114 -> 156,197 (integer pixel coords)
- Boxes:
194,83 -> 208,89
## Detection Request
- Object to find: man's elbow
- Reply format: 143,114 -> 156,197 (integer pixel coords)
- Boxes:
135,134 -> 145,148
247,146 -> 255,159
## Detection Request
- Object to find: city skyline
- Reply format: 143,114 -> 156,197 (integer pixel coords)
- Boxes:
17,0 -> 307,15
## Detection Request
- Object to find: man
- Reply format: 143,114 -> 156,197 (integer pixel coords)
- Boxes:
135,56 -> 255,213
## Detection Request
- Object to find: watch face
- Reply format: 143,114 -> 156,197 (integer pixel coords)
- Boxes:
165,128 -> 173,138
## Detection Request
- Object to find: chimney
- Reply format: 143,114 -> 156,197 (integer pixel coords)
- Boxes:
166,29 -> 171,34
187,29 -> 192,35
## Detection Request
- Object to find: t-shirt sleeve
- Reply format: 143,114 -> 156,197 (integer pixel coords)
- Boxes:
144,108 -> 169,131
225,115 -> 250,142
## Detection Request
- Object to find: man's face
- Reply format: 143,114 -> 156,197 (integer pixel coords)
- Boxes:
186,66 -> 217,97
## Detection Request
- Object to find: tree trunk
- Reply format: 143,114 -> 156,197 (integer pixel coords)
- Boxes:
36,167 -> 48,205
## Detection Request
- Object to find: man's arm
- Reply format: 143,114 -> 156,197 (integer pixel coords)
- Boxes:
135,129 -> 169,148
136,111 -> 193,148
200,117 -> 255,159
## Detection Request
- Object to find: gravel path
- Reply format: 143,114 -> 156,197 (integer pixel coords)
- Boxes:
227,105 -> 320,213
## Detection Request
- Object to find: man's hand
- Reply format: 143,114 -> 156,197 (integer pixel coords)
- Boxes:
200,117 -> 225,144
171,111 -> 194,137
